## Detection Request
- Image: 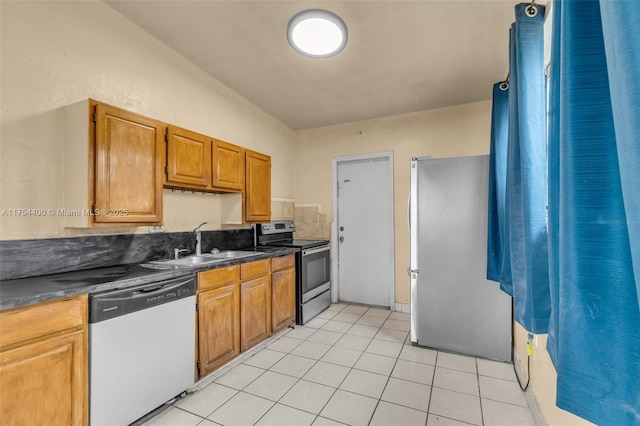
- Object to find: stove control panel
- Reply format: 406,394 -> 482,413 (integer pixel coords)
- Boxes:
259,220 -> 295,235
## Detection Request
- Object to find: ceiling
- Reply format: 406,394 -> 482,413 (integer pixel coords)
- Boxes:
105,1 -> 519,130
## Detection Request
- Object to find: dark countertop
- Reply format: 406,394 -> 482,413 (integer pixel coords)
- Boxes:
0,246 -> 298,311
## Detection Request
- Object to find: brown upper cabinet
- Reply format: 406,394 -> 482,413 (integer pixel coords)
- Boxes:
165,127 -> 245,193
64,99 -> 270,227
93,101 -> 164,225
212,139 -> 244,191
244,150 -> 271,223
165,125 -> 211,188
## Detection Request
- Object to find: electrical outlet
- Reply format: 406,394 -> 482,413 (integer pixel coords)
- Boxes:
526,332 -> 536,357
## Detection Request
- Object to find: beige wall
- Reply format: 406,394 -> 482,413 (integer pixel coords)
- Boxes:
514,325 -> 594,426
0,1 -> 294,240
294,100 -> 493,304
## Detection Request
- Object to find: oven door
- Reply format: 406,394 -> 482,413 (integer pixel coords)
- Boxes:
300,245 -> 331,302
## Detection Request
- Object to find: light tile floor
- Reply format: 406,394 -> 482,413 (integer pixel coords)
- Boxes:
144,303 -> 535,426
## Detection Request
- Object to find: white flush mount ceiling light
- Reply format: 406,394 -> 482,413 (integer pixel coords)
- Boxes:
287,9 -> 347,58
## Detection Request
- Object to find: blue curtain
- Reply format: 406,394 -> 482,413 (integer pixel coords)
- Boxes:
487,3 -> 550,334
487,82 -> 509,289
546,0 -> 640,424
600,0 -> 640,309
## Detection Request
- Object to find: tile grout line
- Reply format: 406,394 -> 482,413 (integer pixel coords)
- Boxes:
278,303 -> 352,425
476,356 -> 485,426
302,305 -> 394,425
256,309 -> 518,424
321,307 -> 369,424
253,301 -> 352,425
236,331 -> 318,425
305,303 -> 355,425
424,348 -> 439,425
243,318 -> 413,424
365,335 -> 403,426
322,306 -> 422,425
338,310 -> 425,423
206,326 -> 314,424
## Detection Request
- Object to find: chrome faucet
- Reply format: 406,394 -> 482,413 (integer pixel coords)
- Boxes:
174,248 -> 188,259
194,222 -> 208,256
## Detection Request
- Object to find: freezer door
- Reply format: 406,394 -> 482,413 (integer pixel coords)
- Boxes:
409,157 -> 420,342
413,155 -> 511,361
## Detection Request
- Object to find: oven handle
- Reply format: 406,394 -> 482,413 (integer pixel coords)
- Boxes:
302,245 -> 330,256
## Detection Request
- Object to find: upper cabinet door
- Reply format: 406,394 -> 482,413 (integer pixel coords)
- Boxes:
212,139 -> 244,191
94,103 -> 164,224
166,126 -> 211,188
244,150 -> 271,223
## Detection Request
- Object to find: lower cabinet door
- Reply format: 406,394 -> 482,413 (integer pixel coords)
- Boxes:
240,276 -> 271,352
272,267 -> 296,333
198,283 -> 240,378
0,330 -> 87,426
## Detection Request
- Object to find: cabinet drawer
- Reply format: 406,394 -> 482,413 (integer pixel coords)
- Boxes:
271,254 -> 295,272
0,296 -> 87,350
198,265 -> 239,292
240,259 -> 270,281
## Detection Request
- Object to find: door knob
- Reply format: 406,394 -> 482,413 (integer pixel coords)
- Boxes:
340,226 -> 344,231
339,236 -> 345,243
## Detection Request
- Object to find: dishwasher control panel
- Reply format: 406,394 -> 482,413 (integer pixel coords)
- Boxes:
89,275 -> 196,323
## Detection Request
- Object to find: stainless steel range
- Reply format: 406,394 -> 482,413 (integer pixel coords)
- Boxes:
257,220 -> 331,324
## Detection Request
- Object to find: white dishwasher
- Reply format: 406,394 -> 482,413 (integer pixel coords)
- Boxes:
89,275 -> 196,426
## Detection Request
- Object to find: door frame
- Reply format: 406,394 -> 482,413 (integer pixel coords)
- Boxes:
331,151 -> 395,307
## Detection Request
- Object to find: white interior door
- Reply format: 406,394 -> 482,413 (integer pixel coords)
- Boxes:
335,153 -> 394,307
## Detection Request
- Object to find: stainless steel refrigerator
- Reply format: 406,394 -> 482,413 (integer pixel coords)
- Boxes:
409,155 -> 512,361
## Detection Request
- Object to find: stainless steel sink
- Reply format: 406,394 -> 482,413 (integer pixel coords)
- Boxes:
208,251 -> 262,259
141,251 -> 264,269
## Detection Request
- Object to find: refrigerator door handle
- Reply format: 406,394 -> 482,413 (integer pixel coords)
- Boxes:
407,193 -> 411,236
409,159 -> 418,271
410,268 -> 419,343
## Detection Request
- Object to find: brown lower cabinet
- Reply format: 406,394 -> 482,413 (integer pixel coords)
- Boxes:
195,255 -> 295,380
240,259 -> 271,352
197,266 -> 241,379
0,296 -> 88,426
271,254 -> 296,333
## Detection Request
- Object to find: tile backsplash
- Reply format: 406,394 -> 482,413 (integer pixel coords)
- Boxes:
294,203 -> 331,240
271,198 -> 295,221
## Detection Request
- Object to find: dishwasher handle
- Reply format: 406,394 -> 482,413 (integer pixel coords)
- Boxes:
99,279 -> 190,301
127,279 -> 190,297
